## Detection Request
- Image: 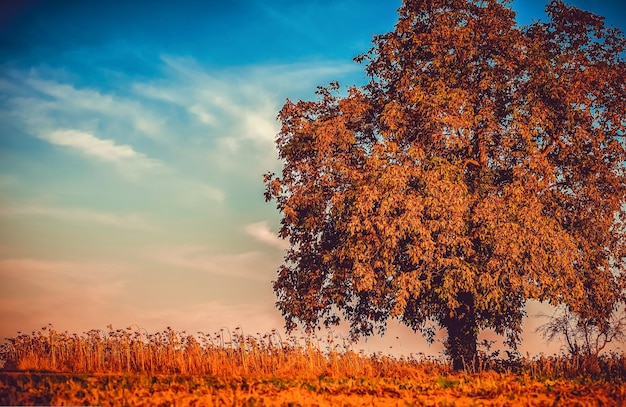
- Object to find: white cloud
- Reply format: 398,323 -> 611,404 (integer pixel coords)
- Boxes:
20,75 -> 167,140
189,104 -> 216,126
39,129 -> 165,179
137,58 -> 357,146
245,221 -> 289,250
0,204 -> 156,230
1,70 -> 171,179
45,129 -> 140,161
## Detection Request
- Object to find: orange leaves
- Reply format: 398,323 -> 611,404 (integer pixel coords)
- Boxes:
381,101 -> 403,132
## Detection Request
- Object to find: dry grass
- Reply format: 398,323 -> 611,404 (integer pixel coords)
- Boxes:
2,325 -> 626,381
1,325 -> 626,405
0,325 -> 445,379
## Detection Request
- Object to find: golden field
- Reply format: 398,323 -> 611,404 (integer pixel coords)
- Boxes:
1,326 -> 625,406
2,371 -> 625,406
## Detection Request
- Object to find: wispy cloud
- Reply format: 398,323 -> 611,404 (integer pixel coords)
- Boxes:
189,104 -> 216,126
42,129 -> 159,165
0,204 -> 156,230
245,221 -> 289,250
19,74 -> 167,140
137,57 -> 358,143
135,58 -> 282,149
1,69 -> 170,180
1,58 -> 357,183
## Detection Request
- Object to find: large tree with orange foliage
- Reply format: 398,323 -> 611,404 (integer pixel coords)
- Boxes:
264,0 -> 626,370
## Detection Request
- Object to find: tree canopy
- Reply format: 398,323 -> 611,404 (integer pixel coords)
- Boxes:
264,0 -> 626,370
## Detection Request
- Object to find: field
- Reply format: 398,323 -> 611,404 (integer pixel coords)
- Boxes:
1,326 -> 625,406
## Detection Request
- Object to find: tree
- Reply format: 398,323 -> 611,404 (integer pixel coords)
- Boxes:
537,306 -> 626,358
264,0 -> 626,370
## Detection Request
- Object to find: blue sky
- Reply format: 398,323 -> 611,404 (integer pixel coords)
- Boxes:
1,0 -> 624,356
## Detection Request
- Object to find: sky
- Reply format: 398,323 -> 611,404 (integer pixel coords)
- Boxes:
1,0 -> 625,359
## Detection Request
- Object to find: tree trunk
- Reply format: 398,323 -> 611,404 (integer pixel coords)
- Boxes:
443,292 -> 478,371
